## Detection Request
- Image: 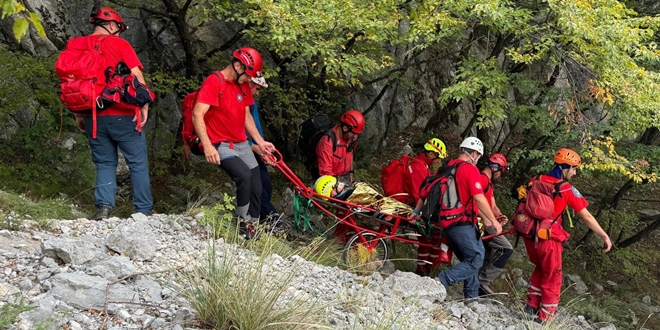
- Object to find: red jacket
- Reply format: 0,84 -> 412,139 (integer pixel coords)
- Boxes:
315,125 -> 355,177
406,152 -> 433,205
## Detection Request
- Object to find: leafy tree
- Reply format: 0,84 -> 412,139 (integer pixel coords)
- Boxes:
1,0 -> 45,40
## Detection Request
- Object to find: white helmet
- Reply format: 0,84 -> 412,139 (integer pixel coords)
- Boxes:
460,137 -> 484,155
251,76 -> 268,88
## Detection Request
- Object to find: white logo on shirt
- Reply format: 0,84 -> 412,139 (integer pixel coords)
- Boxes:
475,182 -> 482,190
237,94 -> 243,102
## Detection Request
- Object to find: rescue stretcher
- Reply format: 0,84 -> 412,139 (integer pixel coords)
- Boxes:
265,150 -> 512,271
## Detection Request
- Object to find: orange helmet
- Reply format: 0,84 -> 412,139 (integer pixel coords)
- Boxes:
554,148 -> 581,166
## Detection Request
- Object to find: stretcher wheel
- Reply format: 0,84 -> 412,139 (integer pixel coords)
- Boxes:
343,232 -> 388,272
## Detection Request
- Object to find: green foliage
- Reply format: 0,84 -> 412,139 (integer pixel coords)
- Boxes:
227,0 -> 401,87
1,0 -> 46,40
197,194 -> 236,238
0,299 -> 33,327
0,190 -> 77,229
180,238 -> 329,329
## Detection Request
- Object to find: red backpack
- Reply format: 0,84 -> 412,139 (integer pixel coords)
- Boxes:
55,35 -> 112,138
180,71 -> 223,157
512,176 -> 569,241
418,161 -> 472,229
380,155 -> 412,203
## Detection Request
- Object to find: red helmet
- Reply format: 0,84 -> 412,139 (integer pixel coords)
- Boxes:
233,47 -> 263,78
488,153 -> 509,173
90,7 -> 126,32
340,110 -> 365,134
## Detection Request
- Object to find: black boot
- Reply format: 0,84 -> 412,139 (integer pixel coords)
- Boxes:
524,305 -> 539,316
89,206 -> 111,220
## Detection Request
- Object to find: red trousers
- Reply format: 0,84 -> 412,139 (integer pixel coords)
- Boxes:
524,239 -> 563,321
416,222 -> 442,275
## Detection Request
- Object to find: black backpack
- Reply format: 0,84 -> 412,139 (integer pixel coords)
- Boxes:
298,114 -> 336,177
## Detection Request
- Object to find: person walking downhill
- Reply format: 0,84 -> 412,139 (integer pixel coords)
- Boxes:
522,148 -> 611,323
409,139 -> 447,276
247,76 -> 280,227
477,153 -> 514,296
411,137 -> 501,299
69,7 -> 154,219
192,47 -> 275,239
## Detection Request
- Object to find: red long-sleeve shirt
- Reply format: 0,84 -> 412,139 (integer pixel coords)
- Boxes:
406,152 -> 433,205
315,125 -> 355,177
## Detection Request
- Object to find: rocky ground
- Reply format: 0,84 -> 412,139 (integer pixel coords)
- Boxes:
0,213 -> 636,330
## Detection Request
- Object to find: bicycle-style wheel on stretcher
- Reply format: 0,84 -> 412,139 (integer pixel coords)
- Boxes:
343,231 -> 389,272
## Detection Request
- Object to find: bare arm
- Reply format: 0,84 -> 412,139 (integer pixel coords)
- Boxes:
192,102 -> 219,165
577,208 -> 612,252
130,66 -> 149,128
475,194 -> 502,234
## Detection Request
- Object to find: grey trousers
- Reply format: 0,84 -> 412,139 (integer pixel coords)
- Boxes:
479,229 -> 513,286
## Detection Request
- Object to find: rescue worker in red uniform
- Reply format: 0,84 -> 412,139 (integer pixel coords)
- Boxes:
409,138 -> 448,275
523,148 -> 612,323
477,153 -> 513,295
192,47 -> 275,239
411,137 -> 501,299
315,110 -> 364,241
315,110 -> 364,181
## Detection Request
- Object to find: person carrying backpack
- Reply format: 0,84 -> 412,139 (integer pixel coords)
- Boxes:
477,153 -> 514,296
61,7 -> 154,220
314,110 -> 364,242
406,138 -> 447,275
247,76 -> 280,226
315,110 -> 364,181
410,137 -> 501,299
191,47 -> 275,239
520,148 -> 611,324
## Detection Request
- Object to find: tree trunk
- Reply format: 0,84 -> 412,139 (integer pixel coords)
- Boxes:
617,217 -> 660,248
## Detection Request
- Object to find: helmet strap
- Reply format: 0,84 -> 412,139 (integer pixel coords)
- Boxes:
463,150 -> 480,164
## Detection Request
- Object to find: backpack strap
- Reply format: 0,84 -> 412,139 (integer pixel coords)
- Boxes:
323,130 -> 338,152
212,70 -> 223,82
481,173 -> 492,194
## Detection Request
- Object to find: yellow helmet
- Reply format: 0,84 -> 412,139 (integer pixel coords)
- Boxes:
424,138 -> 447,158
314,175 -> 337,199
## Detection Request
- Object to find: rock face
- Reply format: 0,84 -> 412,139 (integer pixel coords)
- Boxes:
0,214 -> 606,330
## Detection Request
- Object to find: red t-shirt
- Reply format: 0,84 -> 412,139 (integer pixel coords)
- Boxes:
316,125 -> 355,177
533,175 -> 588,226
70,34 -> 144,116
480,172 -> 494,208
448,159 -> 483,216
407,153 -> 432,205
196,72 -> 254,144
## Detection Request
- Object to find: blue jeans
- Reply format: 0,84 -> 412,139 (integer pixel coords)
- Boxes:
83,116 -> 152,213
256,155 -> 277,218
437,224 -> 485,299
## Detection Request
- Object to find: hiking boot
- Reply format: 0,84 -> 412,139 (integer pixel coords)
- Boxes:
89,206 -> 111,220
239,221 -> 259,240
478,284 -> 495,296
524,305 -> 539,316
533,317 -> 546,325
